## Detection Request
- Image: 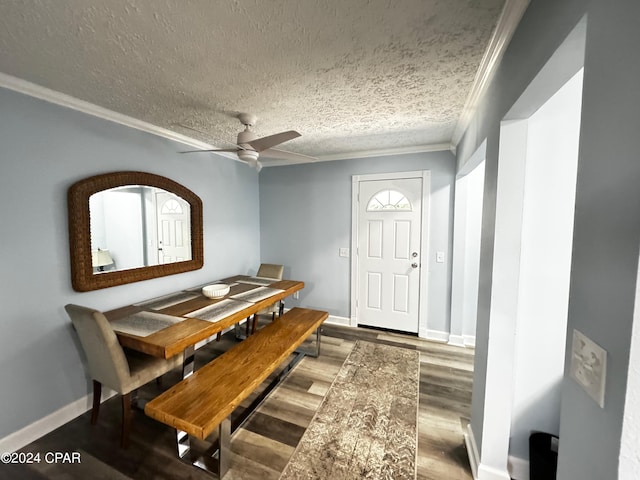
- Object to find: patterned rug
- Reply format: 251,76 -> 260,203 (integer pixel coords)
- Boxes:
279,340 -> 419,480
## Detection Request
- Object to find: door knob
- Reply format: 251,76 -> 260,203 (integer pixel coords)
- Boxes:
411,263 -> 418,268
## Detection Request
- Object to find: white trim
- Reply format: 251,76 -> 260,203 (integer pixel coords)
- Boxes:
477,463 -> 512,480
0,72 -> 450,164
451,0 -> 531,146
464,423 -> 480,480
325,315 -> 351,326
350,177 -> 360,327
317,143 -> 451,162
351,171 -> 431,336
0,72 -> 231,154
424,329 -> 450,343
464,335 -> 477,348
420,170 -> 432,342
449,334 -> 476,348
0,388 -> 116,453
508,455 -> 530,480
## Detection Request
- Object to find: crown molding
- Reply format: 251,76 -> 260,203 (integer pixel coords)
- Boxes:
451,0 -> 531,147
313,143 -> 452,163
0,72 -> 215,151
1,71 -> 454,165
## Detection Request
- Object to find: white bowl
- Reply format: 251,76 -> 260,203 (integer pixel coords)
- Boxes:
202,284 -> 230,299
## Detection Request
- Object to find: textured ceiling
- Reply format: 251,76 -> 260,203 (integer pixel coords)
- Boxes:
0,0 -> 505,163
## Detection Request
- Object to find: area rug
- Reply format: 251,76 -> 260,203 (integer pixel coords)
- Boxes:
279,340 -> 419,480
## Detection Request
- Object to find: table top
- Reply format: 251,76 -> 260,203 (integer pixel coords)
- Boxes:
104,275 -> 304,359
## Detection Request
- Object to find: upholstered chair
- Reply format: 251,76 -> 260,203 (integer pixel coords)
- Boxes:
250,263 -> 285,334
65,304 -> 181,448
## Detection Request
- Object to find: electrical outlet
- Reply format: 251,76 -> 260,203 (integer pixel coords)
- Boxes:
293,291 -> 299,300
339,248 -> 350,257
570,329 -> 607,407
436,251 -> 445,263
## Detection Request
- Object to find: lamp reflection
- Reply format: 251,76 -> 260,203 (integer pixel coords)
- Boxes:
92,249 -> 114,272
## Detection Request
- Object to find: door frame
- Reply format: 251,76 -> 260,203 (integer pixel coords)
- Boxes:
350,170 -> 431,336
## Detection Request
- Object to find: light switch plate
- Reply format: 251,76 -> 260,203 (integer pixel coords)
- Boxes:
436,251 -> 445,263
570,329 -> 607,408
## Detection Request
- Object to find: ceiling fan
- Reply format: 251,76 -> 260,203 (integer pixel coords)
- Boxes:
180,113 -> 316,171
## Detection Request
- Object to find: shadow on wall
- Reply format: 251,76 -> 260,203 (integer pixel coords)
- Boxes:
509,377 -> 563,474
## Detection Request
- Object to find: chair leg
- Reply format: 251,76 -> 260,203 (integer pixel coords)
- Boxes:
121,392 -> 132,449
251,314 -> 259,334
91,380 -> 101,425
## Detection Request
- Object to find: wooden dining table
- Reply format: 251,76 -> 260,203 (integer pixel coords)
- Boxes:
104,275 -> 304,359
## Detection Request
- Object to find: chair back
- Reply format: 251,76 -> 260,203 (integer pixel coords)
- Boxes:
65,304 -> 130,392
256,263 -> 284,280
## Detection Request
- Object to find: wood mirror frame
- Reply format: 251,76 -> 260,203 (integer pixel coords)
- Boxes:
68,171 -> 203,291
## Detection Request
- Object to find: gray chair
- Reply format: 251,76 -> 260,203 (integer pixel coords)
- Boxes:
250,263 -> 285,334
65,304 -> 181,448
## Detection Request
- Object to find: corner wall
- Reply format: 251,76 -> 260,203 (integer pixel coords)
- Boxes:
0,87 -> 261,442
258,152 -> 455,335
458,0 -> 640,478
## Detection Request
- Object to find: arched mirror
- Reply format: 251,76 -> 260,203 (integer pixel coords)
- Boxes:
68,171 -> 203,291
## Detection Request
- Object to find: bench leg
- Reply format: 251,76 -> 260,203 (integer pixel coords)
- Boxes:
217,418 -> 231,478
188,418 -> 231,478
176,345 -> 196,459
294,327 -> 322,358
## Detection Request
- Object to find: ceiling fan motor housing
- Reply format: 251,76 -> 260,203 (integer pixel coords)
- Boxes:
237,149 -> 259,163
237,129 -> 257,145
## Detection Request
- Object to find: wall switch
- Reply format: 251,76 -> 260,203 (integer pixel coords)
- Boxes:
339,248 -> 350,257
570,329 -> 607,408
436,251 -> 445,263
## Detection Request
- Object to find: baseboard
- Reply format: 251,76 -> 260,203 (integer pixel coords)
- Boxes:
508,455 -> 529,480
0,388 -> 116,454
464,423 -> 480,480
325,315 -> 351,326
464,335 -> 476,348
449,334 -> 465,347
424,329 -> 450,343
477,463 -> 512,480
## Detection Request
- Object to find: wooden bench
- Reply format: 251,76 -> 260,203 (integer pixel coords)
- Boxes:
144,307 -> 328,477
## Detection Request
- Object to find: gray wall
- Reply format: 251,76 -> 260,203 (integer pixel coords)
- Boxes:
258,152 -> 456,334
0,87 -> 261,439
457,0 -> 640,477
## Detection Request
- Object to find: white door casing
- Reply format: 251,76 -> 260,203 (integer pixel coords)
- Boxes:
156,192 -> 191,264
351,171 -> 431,334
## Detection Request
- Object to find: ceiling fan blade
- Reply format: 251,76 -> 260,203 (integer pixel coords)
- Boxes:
260,148 -> 317,163
180,148 -> 240,154
247,130 -> 301,152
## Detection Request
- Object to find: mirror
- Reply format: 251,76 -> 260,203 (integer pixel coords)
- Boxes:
68,171 -> 203,291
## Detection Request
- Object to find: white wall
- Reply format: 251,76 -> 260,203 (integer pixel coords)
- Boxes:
102,189 -> 144,270
462,161 -> 485,342
619,249 -> 640,478
450,154 -> 485,347
509,69 -> 582,469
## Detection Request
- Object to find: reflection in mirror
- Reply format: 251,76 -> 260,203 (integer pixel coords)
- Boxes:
89,186 -> 192,273
68,171 -> 203,292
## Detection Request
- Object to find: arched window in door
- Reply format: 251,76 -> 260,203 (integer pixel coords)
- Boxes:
366,189 -> 412,211
161,198 -> 183,214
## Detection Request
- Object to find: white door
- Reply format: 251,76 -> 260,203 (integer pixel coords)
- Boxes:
357,177 -> 423,333
156,192 -> 191,264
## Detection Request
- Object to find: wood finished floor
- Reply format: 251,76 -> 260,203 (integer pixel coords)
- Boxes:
1,322 -> 474,480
